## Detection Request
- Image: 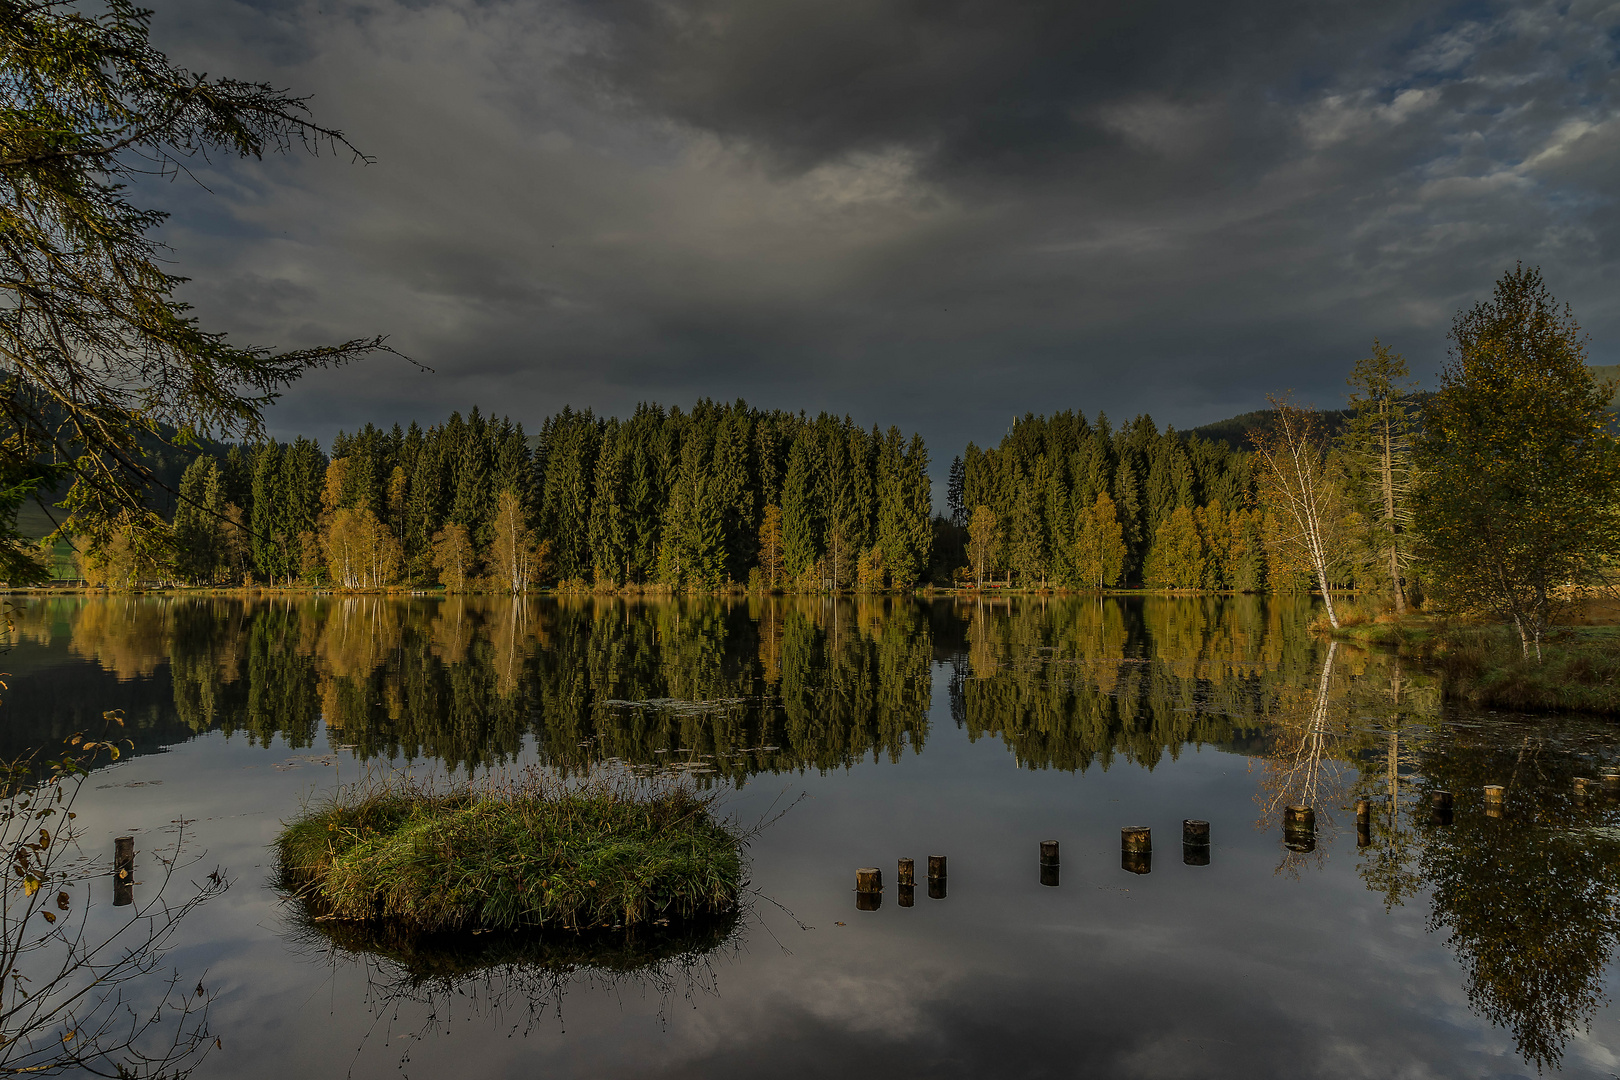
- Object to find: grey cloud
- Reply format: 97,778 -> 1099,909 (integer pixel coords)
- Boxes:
135,0 -> 1620,468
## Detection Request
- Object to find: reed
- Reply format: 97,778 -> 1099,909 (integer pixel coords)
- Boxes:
276,770 -> 744,933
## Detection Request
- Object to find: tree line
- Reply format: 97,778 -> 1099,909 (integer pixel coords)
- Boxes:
944,265 -> 1620,640
107,400 -> 933,592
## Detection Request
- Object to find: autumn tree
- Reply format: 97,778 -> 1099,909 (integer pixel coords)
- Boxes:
1073,491 -> 1125,589
1251,397 -> 1350,628
431,523 -> 475,592
1342,341 -> 1418,612
488,489 -> 546,593
967,505 -> 998,589
757,504 -> 784,589
1414,265 -> 1620,658
1143,505 -> 1207,589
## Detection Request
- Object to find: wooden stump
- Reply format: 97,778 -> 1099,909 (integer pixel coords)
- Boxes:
113,836 -> 134,908
855,891 -> 882,911
1039,840 -> 1059,864
1182,820 -> 1209,846
898,884 -> 915,907
1483,785 -> 1504,819
856,867 -> 882,894
1182,844 -> 1210,866
1355,798 -> 1371,824
927,854 -> 947,880
1121,850 -> 1151,875
927,877 -> 947,900
1283,807 -> 1315,853
898,857 -> 915,886
1040,863 -> 1060,887
1121,826 -> 1151,853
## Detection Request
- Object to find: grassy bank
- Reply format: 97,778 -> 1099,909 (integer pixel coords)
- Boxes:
276,773 -> 744,933
1430,626 -> 1620,715
1329,614 -> 1620,715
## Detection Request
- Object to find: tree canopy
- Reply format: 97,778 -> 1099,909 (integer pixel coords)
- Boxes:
1414,264 -> 1620,656
0,0 -> 392,580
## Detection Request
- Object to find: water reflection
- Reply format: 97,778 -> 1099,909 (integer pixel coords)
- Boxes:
289,910 -> 742,1060
3,594 -> 1619,1074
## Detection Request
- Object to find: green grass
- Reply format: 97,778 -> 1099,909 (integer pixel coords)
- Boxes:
276,773 -> 745,933
1432,626 -> 1620,715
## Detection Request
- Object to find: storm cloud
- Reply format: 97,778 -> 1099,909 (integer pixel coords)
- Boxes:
142,0 -> 1620,464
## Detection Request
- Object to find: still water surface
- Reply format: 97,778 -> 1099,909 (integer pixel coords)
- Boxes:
2,594 -> 1617,1078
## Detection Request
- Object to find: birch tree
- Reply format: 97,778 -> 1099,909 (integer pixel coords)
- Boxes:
1251,396 -> 1349,628
488,489 -> 545,593
1414,265 -> 1620,658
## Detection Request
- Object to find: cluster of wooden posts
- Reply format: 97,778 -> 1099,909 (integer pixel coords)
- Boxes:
852,772 -> 1620,907
853,820 -> 1214,908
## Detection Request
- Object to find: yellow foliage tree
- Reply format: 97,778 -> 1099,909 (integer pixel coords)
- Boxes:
487,490 -> 547,593
1073,492 -> 1126,588
431,523 -> 475,592
1143,505 -> 1208,589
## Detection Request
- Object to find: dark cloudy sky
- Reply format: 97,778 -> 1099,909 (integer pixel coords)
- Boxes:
144,0 -> 1620,465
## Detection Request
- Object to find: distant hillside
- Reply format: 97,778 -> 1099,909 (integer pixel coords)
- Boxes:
1189,367 -> 1617,450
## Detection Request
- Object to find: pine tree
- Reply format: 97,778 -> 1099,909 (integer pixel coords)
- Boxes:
1342,341 -> 1418,612
782,435 -> 820,580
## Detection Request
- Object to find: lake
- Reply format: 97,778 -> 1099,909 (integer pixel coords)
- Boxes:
2,593 -> 1616,1078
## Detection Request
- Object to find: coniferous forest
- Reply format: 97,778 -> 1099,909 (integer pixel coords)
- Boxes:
148,400 -> 933,592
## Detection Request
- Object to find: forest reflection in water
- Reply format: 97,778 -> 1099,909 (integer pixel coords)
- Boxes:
2,593 -> 1618,1072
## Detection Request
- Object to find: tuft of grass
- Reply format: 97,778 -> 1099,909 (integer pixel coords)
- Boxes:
1433,626 -> 1620,715
276,771 -> 744,933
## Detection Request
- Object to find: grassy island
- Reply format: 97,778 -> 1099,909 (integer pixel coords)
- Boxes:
277,776 -> 744,933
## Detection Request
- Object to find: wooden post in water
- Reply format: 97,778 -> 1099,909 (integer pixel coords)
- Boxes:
1038,840 -> 1059,886
113,836 -> 134,907
1430,790 -> 1454,826
898,884 -> 915,907
1603,772 -> 1620,798
1121,826 -> 1151,874
927,854 -> 947,899
898,857 -> 915,886
1483,785 -> 1504,819
855,867 -> 882,911
1283,806 -> 1315,853
1182,820 -> 1209,866
1355,798 -> 1371,824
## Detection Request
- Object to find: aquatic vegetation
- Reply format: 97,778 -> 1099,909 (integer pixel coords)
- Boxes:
276,771 -> 744,932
